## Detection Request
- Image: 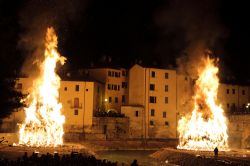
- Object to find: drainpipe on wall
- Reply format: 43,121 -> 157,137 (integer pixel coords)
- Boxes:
83,82 -> 86,140
144,68 -> 147,145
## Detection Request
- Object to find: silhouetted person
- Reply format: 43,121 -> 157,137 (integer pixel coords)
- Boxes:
214,147 -> 218,159
131,159 -> 138,166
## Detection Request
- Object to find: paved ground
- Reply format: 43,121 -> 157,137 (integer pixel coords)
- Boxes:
151,147 -> 250,165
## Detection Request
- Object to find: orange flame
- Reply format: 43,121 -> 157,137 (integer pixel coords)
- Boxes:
177,56 -> 228,151
18,27 -> 66,147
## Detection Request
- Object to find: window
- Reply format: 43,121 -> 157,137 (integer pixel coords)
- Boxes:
109,97 -> 112,103
17,83 -> 22,90
74,109 -> 78,115
165,73 -> 169,79
165,121 -> 169,126
163,112 -> 166,118
151,71 -> 155,78
75,85 -> 79,91
118,85 -> 120,91
64,87 -> 67,91
165,97 -> 168,104
151,109 -> 155,116
122,70 -> 126,76
135,111 -> 139,117
86,89 -> 88,91
122,82 -> 127,88
118,72 -> 120,77
112,71 -> 114,77
227,103 -> 229,108
150,84 -> 155,91
108,84 -> 111,90
185,77 -> 188,81
226,89 -> 229,94
74,98 -> 79,108
122,95 -> 126,103
150,120 -> 154,126
149,96 -> 156,103
115,72 -> 118,77
112,85 -> 114,90
242,90 -> 245,95
108,71 -> 111,76
115,97 -> 118,103
114,85 -> 117,90
232,89 -> 235,94
165,85 -> 168,92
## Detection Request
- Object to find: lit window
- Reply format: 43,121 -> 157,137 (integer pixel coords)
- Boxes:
151,109 -> 155,116
75,85 -> 79,91
150,84 -> 155,91
135,111 -> 139,117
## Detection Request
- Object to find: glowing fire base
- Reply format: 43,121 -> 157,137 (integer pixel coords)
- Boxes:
18,27 -> 66,147
177,57 -> 228,151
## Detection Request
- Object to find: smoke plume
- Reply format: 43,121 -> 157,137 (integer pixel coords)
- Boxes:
154,0 -> 227,78
18,0 -> 86,77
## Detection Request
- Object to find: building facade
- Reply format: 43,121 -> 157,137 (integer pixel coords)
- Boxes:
218,83 -> 250,113
85,68 -> 129,112
122,64 -> 178,139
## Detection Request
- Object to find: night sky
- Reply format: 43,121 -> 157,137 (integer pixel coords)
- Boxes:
0,0 -> 249,83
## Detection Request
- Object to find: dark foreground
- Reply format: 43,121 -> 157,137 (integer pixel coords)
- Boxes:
0,152 -> 118,166
151,148 -> 250,166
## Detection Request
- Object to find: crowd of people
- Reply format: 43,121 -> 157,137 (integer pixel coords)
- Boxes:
0,152 -> 118,166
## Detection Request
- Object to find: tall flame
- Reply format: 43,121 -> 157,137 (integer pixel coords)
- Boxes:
177,56 -> 228,151
18,27 -> 66,147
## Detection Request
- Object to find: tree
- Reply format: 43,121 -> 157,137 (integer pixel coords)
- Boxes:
0,72 -> 25,120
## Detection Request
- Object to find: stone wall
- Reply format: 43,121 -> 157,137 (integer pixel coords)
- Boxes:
92,117 -> 129,140
228,114 -> 250,148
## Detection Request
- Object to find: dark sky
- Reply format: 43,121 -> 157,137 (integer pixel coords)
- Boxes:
0,0 -> 250,83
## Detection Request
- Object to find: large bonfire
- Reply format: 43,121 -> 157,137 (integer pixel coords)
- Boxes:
18,27 -> 66,147
177,56 -> 228,151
